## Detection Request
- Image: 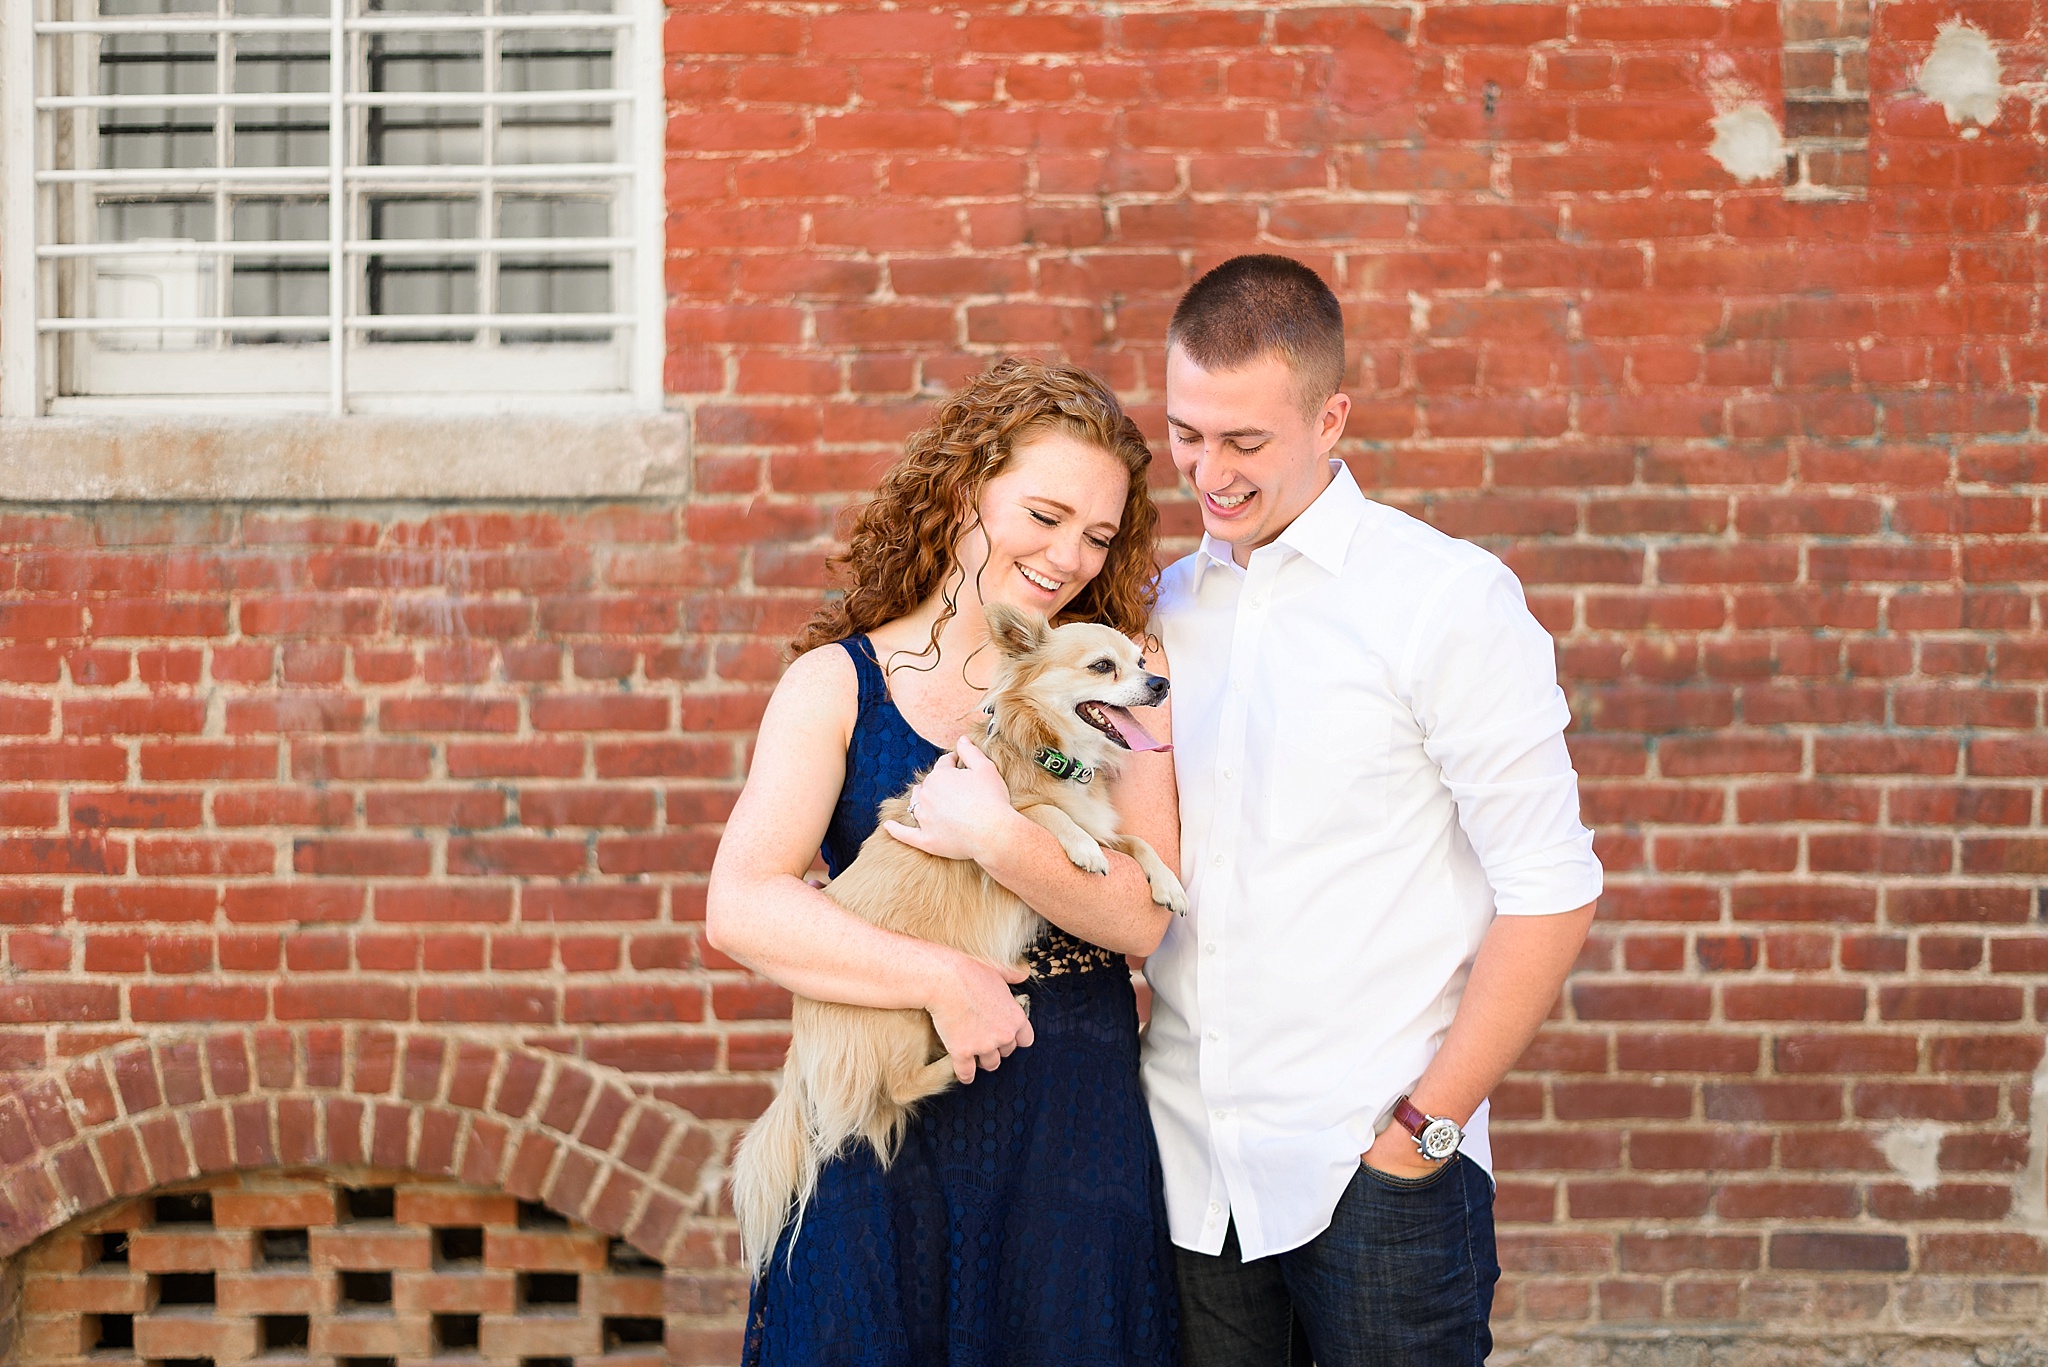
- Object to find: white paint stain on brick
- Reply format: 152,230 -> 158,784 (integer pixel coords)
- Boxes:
1917,19 -> 2004,132
1699,54 -> 1785,184
1708,106 -> 1786,183
1700,53 -> 1759,112
1879,1120 -> 1944,1195
2024,1050 -> 2048,1229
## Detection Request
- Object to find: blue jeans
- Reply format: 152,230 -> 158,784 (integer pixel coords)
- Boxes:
1174,1156 -> 1499,1367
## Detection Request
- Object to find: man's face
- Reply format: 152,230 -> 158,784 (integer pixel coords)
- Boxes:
1164,345 -> 1351,565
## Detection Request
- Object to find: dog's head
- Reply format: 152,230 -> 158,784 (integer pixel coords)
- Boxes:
982,603 -> 1169,777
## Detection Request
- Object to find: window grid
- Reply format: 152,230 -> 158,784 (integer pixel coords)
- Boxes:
6,0 -> 659,415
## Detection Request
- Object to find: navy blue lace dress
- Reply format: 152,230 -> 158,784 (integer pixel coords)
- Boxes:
741,636 -> 1178,1367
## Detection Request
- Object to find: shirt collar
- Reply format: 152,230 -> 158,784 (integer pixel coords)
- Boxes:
1193,460 -> 1366,586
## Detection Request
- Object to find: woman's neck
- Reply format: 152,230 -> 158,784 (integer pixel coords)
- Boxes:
880,582 -> 988,669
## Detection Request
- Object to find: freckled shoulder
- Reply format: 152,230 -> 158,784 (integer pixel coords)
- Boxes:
760,642 -> 862,753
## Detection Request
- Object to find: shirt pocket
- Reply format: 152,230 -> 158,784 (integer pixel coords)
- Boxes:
1267,707 -> 1393,843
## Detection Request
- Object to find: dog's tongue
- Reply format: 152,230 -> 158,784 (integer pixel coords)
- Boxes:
1103,706 -> 1169,753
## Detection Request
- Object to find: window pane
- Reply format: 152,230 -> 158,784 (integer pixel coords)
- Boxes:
498,28 -> 613,165
500,0 -> 616,12
99,199 -> 215,244
99,20 -> 217,171
93,201 -> 218,352
366,197 -> 477,342
366,33 -> 483,166
99,0 -> 211,15
367,0 -> 484,13
498,195 -> 609,343
233,23 -> 330,169
230,199 -> 329,343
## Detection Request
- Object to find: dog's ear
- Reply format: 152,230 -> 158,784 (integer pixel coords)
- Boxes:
985,602 -> 1050,658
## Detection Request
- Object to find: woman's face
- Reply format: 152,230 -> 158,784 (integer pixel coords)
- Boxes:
955,427 -> 1130,621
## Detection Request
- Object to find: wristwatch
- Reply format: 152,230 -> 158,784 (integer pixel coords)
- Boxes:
1391,1095 -> 1462,1163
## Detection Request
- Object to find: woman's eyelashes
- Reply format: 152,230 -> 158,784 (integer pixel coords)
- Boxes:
1027,507 -> 1115,551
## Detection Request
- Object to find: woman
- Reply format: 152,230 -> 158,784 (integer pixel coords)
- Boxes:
707,357 -> 1179,1366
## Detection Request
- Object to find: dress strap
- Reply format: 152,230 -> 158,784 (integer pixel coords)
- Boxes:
836,636 -> 886,715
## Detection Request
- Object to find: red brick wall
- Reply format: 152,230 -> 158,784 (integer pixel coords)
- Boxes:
6,2 -> 2048,1357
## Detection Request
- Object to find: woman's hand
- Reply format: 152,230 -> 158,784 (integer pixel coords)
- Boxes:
883,737 -> 1024,863
925,949 -> 1035,1084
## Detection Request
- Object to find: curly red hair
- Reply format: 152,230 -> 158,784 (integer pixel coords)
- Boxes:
791,357 -> 1160,658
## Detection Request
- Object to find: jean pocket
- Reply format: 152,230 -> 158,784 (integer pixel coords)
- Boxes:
1360,1154 -> 1459,1191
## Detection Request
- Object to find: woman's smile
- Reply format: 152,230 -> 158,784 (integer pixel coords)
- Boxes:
1017,563 -> 1065,596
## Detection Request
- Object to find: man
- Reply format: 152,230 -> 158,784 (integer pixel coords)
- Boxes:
1144,254 -> 1602,1365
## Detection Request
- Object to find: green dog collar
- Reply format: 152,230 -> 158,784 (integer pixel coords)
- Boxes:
1032,747 -> 1094,784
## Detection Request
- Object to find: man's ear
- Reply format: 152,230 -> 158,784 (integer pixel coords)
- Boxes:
985,602 -> 1050,657
1315,390 -> 1351,455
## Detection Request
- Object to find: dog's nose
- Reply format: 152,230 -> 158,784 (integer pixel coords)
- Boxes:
1145,675 -> 1169,703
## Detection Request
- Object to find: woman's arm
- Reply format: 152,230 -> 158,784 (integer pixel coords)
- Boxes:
883,644 -> 1180,957
705,647 -> 1035,1082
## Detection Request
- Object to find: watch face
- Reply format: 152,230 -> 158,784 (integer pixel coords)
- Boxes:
1420,1118 -> 1461,1161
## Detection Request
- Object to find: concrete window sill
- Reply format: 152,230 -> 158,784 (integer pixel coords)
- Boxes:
0,412 -> 691,502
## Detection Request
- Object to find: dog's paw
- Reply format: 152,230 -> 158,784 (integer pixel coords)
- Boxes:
1150,877 -> 1190,916
1062,839 -> 1111,876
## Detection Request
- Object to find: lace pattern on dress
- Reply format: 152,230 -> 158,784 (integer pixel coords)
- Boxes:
1027,925 -> 1123,977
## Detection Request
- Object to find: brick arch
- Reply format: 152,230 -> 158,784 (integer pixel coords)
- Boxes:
0,1024 -> 723,1267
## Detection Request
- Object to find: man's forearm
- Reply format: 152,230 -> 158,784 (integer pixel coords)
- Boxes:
1407,901 -> 1597,1125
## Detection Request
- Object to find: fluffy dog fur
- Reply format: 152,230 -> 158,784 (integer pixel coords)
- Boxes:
732,603 -> 1188,1272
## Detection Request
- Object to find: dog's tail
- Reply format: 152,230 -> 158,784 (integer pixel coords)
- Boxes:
731,1071 -> 818,1275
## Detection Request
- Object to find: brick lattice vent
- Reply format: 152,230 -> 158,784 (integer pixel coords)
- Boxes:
16,1171 -> 670,1366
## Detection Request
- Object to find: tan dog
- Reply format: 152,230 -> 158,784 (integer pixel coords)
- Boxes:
732,603 -> 1187,1272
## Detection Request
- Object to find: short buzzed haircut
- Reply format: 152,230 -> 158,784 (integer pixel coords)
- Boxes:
1168,255 -> 1346,415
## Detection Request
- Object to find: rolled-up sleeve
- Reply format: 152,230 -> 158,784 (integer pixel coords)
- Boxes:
1407,560 -> 1603,918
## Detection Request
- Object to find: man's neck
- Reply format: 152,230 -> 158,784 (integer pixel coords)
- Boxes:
1228,465 -> 1336,567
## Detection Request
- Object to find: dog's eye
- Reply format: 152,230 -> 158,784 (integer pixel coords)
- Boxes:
1089,659 -> 1115,674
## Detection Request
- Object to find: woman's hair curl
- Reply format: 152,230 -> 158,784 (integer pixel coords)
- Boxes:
791,357 -> 1160,658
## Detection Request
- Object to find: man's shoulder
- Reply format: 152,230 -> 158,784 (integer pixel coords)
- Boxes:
1154,551 -> 1205,613
1354,498 -> 1508,589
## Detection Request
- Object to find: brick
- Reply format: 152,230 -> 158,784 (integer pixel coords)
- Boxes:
1629,1130 -> 1771,1172
1920,1232 -> 2048,1275
483,1229 -> 608,1272
1879,985 -> 2023,1022
129,1228 -> 259,1271
1713,1181 -> 1859,1219
1771,1232 -> 1909,1272
1704,1082 -> 1842,1123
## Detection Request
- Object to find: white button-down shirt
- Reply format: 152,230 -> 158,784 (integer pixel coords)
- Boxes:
1143,461 -> 1603,1260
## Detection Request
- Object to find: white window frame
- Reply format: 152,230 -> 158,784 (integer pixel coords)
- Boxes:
0,0 -> 666,419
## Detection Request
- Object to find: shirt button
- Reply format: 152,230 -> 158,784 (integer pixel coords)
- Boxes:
1204,943 -> 1217,955
1221,768 -> 1234,780
1207,1029 -> 1219,1041
1208,1201 -> 1222,1214
1212,854 -> 1225,866
1213,1108 -> 1228,1120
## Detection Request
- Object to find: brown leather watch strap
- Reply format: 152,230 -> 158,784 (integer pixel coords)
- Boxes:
1392,1095 -> 1431,1138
